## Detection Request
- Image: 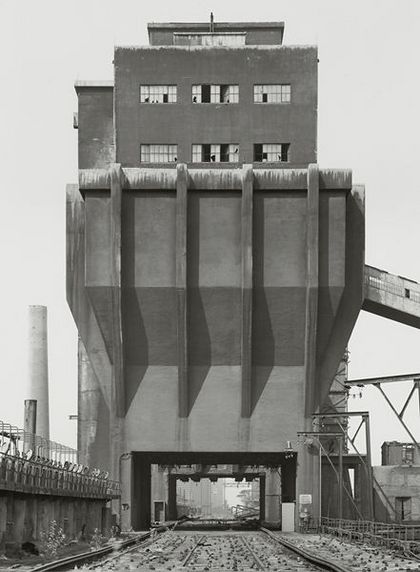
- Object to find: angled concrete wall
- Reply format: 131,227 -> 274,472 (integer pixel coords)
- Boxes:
67,165 -> 365,528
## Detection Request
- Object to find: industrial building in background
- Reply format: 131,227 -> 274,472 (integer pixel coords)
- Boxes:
67,18 -> 420,530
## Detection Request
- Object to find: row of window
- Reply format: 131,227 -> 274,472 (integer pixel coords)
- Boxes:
139,144 -> 290,163
139,84 -> 291,104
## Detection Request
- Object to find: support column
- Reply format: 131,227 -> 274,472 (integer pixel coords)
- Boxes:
416,379 -> 420,415
304,163 -> 319,417
264,468 -> 281,528
150,465 -> 168,521
27,305 -> 50,440
0,496 -> 7,549
297,164 -> 320,527
132,456 -> 151,530
363,413 -> 375,520
119,453 -> 133,531
110,164 -> 125,488
259,476 -> 266,521
77,337 -> 100,466
241,165 -> 253,417
176,164 -> 188,417
110,164 -> 125,418
168,475 -> 177,521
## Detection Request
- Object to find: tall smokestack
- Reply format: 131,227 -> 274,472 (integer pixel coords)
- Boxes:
28,305 -> 50,440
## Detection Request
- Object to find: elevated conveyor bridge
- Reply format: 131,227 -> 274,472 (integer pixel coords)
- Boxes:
363,265 -> 420,327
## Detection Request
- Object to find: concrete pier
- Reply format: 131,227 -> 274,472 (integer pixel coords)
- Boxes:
264,468 -> 282,527
27,306 -> 50,440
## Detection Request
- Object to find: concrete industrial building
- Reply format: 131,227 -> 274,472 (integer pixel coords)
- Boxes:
374,442 -> 420,523
68,18 -> 366,530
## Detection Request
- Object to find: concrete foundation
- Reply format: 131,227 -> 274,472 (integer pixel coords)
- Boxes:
0,492 -> 109,551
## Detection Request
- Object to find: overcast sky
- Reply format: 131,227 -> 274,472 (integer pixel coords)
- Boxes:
0,0 -> 419,464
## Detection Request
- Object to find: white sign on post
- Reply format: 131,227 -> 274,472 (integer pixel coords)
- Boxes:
299,494 -> 312,504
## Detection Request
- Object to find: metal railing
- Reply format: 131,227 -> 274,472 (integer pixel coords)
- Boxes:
0,420 -> 77,463
0,419 -> 120,499
0,451 -> 120,499
319,517 -> 420,554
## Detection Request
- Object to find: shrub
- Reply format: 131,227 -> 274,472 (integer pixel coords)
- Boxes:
89,528 -> 107,550
39,520 -> 66,558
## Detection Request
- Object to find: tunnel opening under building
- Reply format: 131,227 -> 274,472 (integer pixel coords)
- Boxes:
131,452 -> 297,530
173,476 -> 263,523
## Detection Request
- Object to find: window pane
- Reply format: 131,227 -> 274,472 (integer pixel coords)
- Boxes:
192,85 -> 201,103
140,86 -> 150,102
211,85 -> 220,103
254,143 -> 289,162
210,144 -> 220,162
254,84 -> 291,103
192,144 -> 202,162
193,143 -> 239,162
140,85 -> 177,103
229,85 -> 239,103
140,144 -> 177,163
229,144 -> 239,162
140,145 -> 150,162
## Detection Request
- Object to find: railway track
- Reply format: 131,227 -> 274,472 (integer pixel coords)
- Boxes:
53,530 -> 349,571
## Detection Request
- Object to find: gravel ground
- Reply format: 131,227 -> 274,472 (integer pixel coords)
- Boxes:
275,533 -> 420,572
87,531 -> 329,571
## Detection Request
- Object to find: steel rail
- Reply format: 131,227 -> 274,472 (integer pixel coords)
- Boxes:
240,535 -> 266,570
261,528 -> 353,572
182,534 -> 207,566
88,533 -> 164,570
31,524 -> 175,572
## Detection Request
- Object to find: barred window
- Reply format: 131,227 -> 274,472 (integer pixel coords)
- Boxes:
191,144 -> 239,163
140,144 -> 178,163
192,84 -> 239,104
140,85 -> 177,103
254,143 -> 290,162
254,84 -> 291,103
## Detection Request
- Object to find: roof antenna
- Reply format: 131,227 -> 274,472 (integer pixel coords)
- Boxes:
210,12 -> 214,33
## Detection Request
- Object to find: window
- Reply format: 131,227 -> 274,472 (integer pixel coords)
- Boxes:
140,145 -> 177,163
254,84 -> 291,103
405,288 -> 411,299
192,85 -> 239,104
140,85 -> 177,103
395,497 -> 412,521
401,444 -> 415,464
191,144 -> 239,163
254,143 -> 290,163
